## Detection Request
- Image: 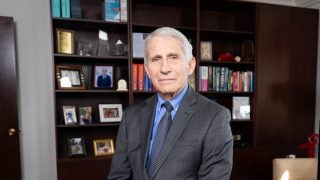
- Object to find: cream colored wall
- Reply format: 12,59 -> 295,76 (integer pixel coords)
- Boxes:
0,0 -> 56,180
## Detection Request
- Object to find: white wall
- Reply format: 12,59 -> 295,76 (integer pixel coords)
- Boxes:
0,0 -> 57,180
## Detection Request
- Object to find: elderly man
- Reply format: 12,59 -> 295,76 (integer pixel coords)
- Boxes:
108,27 -> 233,180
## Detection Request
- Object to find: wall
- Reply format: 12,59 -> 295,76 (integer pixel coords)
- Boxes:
0,0 -> 57,180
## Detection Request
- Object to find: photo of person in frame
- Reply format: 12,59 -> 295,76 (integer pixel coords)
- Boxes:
94,66 -> 113,88
69,137 -> 85,156
103,108 -> 119,118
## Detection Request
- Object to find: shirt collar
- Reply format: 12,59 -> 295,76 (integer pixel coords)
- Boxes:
156,84 -> 189,112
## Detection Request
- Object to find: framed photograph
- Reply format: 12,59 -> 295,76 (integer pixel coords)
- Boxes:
55,65 -> 85,90
98,104 -> 123,122
232,96 -> 251,120
67,136 -> 86,157
56,28 -> 75,54
62,105 -> 77,125
93,65 -> 114,89
93,139 -> 114,156
79,106 -> 92,125
200,41 -> 213,61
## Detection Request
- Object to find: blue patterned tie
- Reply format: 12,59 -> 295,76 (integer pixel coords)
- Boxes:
147,101 -> 173,176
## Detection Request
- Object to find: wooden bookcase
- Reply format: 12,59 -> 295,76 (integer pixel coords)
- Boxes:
50,0 -> 318,179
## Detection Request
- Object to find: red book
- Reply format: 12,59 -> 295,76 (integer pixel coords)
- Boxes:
138,64 -> 144,91
132,64 -> 138,91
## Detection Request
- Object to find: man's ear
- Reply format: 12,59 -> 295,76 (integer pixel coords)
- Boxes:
188,57 -> 196,75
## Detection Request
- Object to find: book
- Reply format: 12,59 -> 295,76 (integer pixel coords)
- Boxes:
61,0 -> 71,18
132,32 -> 148,58
201,66 -> 208,92
120,0 -> 127,22
71,0 -> 82,19
104,0 -> 120,22
137,64 -> 144,91
51,0 -> 61,17
232,96 -> 251,120
132,64 -> 138,91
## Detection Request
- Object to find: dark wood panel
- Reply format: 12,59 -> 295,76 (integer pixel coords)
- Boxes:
255,4 -> 317,147
0,16 -> 21,180
58,158 -> 112,180
231,148 -> 255,180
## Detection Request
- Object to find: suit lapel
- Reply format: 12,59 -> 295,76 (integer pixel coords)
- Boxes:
151,87 -> 197,178
140,95 -> 157,178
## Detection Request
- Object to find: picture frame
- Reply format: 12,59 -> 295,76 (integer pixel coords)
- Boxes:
93,65 -> 114,89
93,139 -> 114,156
62,105 -> 77,125
55,65 -> 85,90
56,28 -> 75,54
200,41 -> 213,61
79,106 -> 92,125
232,96 -> 251,120
98,104 -> 123,122
67,136 -> 86,157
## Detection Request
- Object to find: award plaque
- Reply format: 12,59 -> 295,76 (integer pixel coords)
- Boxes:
56,28 -> 75,54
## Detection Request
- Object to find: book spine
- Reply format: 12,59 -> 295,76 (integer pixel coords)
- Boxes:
215,67 -> 220,92
232,71 -> 239,92
198,66 -> 202,91
132,64 -> 138,91
138,64 -> 144,91
224,67 -> 228,92
52,0 -> 61,17
208,66 -> 213,92
120,0 -> 127,22
220,67 -> 225,92
61,0 -> 71,18
201,66 -> 208,92
250,71 -> 254,92
212,66 -> 215,91
70,0 -> 82,19
228,69 -> 233,92
105,0 -> 120,22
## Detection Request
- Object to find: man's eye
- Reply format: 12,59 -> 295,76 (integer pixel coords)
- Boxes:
151,58 -> 161,62
168,55 -> 178,61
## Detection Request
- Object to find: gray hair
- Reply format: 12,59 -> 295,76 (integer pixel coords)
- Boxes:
144,27 -> 193,64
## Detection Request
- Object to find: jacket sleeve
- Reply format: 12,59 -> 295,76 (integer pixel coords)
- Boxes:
107,109 -> 133,180
198,107 -> 234,180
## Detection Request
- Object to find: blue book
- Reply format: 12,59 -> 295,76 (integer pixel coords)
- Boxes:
104,0 -> 120,22
71,0 -> 82,18
51,0 -> 61,17
61,0 -> 71,18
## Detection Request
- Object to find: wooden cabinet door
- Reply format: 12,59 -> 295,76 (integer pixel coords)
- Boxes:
255,4 -> 318,180
0,16 -> 21,180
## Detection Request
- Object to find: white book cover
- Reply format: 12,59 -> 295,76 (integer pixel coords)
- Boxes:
232,96 -> 251,120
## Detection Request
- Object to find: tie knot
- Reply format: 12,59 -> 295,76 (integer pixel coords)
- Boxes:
162,101 -> 173,112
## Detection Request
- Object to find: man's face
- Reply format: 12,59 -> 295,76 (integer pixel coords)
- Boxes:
144,36 -> 195,100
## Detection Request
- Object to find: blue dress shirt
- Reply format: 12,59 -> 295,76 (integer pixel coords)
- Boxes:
147,84 -> 189,161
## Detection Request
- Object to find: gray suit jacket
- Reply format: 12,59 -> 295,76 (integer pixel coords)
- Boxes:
108,87 -> 233,180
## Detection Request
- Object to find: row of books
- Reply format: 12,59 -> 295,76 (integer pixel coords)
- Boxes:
132,64 -> 154,92
199,66 -> 254,92
51,0 -> 127,22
